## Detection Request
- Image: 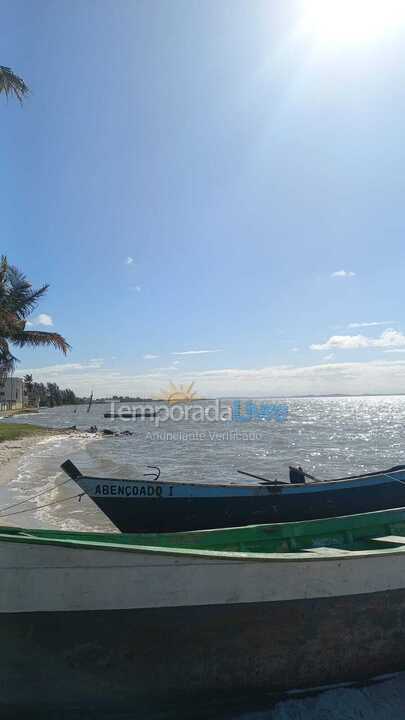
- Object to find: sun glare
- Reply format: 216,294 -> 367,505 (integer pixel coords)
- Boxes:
300,0 -> 405,48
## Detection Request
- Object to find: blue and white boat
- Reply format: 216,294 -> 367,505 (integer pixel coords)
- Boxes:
61,460 -> 405,533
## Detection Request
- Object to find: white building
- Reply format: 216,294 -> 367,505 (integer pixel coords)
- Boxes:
0,377 -> 27,410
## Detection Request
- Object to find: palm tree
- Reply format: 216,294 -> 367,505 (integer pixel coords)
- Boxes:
0,256 -> 70,377
23,373 -> 34,407
23,373 -> 33,391
0,66 -> 29,103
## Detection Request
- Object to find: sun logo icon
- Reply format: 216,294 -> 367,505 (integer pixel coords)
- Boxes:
159,381 -> 198,404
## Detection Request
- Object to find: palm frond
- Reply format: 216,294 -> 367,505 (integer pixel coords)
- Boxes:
12,330 -> 71,354
4,264 -> 49,317
0,256 -> 9,307
0,256 -> 8,282
0,338 -> 17,376
0,258 -> 71,366
0,66 -> 29,103
0,310 -> 24,336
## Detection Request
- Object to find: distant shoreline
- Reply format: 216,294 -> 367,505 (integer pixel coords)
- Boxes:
97,393 -> 405,400
8,393 -> 405,408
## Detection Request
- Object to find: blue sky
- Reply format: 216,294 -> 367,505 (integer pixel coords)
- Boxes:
4,0 -> 405,396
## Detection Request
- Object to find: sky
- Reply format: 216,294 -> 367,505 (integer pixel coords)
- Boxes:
4,0 -> 405,397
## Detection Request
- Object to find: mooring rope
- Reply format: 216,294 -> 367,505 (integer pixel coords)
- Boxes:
0,476 -> 74,515
0,491 -> 85,519
382,473 -> 405,484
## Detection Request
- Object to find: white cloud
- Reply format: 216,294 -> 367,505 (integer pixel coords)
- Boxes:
312,335 -> 370,350
143,354 -> 159,360
152,365 -> 180,372
323,354 -> 335,361
311,329 -> 405,351
37,313 -> 53,326
188,361 -> 405,396
348,320 -> 397,329
384,349 -> 405,353
17,359 -> 104,377
172,349 -> 224,356
28,313 -> 53,327
331,270 -> 356,278
125,257 -> 134,265
290,347 -> 299,352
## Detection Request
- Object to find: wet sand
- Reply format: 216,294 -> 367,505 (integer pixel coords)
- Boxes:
0,429 -> 111,532
0,430 -> 88,484
0,434 -> 55,485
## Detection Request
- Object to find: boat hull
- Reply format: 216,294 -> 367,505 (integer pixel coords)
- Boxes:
75,472 -> 405,532
3,535 -> 405,714
3,589 -> 405,716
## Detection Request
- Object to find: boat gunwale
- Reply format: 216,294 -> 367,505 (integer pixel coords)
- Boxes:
3,503 -> 405,561
1,530 -> 405,561
77,464 -> 405,489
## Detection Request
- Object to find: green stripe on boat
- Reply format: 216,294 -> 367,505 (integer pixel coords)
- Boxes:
2,505 -> 405,556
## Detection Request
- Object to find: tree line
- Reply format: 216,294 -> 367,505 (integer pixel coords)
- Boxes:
24,376 -> 82,407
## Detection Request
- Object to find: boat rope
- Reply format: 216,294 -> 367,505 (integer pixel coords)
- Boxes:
0,476 -> 74,515
0,491 -> 85,519
383,473 -> 405,484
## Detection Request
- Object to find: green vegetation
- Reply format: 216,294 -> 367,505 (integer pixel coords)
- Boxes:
0,423 -> 50,443
0,256 -> 70,376
4,408 -> 38,416
30,381 -> 80,407
0,66 -> 29,103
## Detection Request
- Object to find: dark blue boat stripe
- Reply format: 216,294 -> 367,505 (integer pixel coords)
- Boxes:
79,472 -> 405,499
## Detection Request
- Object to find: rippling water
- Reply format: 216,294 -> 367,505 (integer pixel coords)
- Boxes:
3,396 -> 405,718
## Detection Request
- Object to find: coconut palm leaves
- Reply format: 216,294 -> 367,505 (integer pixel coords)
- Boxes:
0,256 -> 70,376
0,66 -> 29,103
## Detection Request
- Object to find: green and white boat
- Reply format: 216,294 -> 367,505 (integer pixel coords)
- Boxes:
3,507 -> 405,714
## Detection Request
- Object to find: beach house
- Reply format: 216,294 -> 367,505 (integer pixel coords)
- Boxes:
0,378 -> 27,411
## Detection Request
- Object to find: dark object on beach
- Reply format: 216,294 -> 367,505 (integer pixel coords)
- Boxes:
104,411 -> 157,418
101,429 -> 134,436
61,459 -> 405,533
87,425 -> 98,433
87,391 -> 94,413
289,465 -> 306,484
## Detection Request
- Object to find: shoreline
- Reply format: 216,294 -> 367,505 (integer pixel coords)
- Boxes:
0,428 -> 111,533
0,429 -> 91,486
